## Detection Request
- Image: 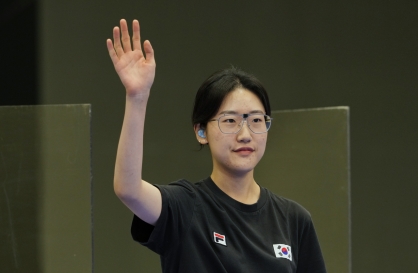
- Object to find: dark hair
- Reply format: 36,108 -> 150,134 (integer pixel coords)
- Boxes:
192,67 -> 271,129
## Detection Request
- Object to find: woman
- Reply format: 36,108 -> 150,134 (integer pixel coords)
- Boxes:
107,19 -> 326,273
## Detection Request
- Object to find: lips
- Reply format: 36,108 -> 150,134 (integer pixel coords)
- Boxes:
234,147 -> 254,152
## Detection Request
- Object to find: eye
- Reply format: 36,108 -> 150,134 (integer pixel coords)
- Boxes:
250,116 -> 265,123
223,118 -> 237,123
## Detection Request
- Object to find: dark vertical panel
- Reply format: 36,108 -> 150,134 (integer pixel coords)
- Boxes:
0,1 -> 38,106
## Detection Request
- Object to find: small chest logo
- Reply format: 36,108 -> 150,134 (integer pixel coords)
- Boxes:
213,232 -> 227,246
273,244 -> 292,261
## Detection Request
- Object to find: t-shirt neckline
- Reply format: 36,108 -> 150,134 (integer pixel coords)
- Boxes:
203,177 -> 267,212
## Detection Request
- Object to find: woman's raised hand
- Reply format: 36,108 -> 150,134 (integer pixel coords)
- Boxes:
106,19 -> 156,98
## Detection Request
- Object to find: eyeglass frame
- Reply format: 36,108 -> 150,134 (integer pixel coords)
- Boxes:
208,113 -> 273,134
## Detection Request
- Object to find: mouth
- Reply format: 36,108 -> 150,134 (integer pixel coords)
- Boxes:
233,147 -> 255,152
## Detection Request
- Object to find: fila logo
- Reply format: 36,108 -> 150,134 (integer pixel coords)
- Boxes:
273,244 -> 292,261
213,232 -> 227,246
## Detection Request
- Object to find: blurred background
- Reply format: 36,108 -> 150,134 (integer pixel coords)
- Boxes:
1,0 -> 417,272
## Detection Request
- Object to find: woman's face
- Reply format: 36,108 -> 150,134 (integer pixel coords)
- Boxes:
199,88 -> 268,176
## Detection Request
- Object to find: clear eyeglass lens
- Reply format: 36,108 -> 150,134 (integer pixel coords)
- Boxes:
218,114 -> 271,134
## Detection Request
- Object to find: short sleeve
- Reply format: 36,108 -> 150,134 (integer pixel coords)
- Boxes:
131,180 -> 197,256
295,212 -> 327,273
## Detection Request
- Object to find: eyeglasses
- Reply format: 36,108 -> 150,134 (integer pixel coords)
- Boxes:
209,113 -> 272,134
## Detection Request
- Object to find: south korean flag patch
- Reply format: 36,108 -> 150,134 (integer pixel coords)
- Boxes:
273,244 -> 292,261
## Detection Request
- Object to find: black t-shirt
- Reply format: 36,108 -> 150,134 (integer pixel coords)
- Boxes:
132,177 -> 327,273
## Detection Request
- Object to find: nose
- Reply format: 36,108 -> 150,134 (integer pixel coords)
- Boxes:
236,119 -> 252,143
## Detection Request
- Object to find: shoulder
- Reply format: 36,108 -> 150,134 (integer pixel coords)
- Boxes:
154,178 -> 210,202
159,178 -> 206,189
156,178 -> 198,194
264,188 -> 313,223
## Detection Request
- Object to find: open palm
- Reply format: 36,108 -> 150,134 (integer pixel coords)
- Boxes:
107,19 -> 156,97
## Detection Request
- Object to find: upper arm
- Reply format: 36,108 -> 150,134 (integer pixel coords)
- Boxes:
117,179 -> 162,226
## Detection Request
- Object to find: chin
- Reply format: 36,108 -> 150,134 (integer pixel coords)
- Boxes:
229,164 -> 257,175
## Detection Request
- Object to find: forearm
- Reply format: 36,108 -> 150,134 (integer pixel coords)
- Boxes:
114,93 -> 149,199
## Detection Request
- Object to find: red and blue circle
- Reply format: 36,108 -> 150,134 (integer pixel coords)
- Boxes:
281,248 -> 288,255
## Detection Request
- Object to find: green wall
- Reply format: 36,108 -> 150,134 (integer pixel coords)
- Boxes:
39,1 -> 418,272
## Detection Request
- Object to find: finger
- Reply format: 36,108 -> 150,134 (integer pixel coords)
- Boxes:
120,19 -> 132,52
132,20 -> 142,51
113,26 -> 124,57
106,39 -> 119,65
143,40 -> 155,64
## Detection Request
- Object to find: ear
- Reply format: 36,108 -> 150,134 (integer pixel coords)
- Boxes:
194,124 -> 208,144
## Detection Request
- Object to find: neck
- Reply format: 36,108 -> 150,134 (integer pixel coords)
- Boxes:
210,169 -> 260,205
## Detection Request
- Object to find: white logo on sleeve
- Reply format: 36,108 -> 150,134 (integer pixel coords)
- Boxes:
213,232 -> 227,246
273,244 -> 292,261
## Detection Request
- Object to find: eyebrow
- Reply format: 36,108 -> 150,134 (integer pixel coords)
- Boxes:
218,110 -> 265,115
